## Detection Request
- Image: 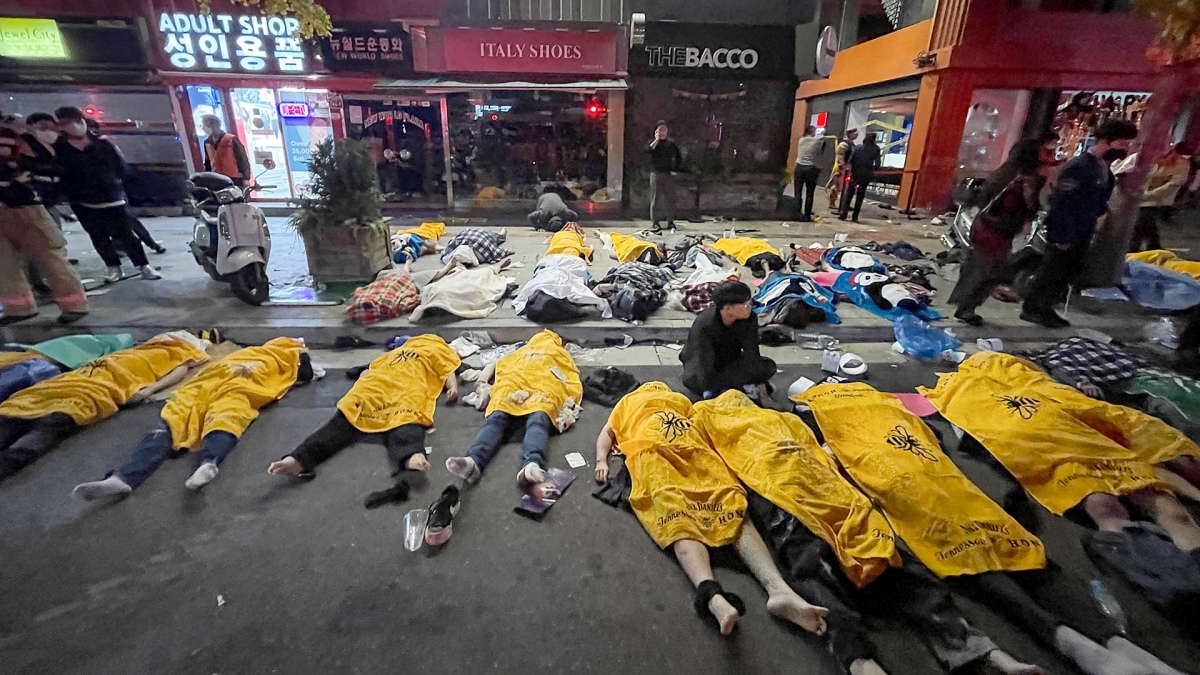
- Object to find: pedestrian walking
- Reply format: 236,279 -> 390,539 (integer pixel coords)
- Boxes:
827,128 -> 857,210
949,140 -> 1045,326
839,133 -> 880,222
1129,142 -> 1191,252
647,120 -> 683,232
0,113 -> 88,324
52,106 -> 160,283
1021,119 -> 1139,328
792,126 -> 824,222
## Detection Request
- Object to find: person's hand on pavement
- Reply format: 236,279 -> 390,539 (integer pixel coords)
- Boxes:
595,462 -> 609,483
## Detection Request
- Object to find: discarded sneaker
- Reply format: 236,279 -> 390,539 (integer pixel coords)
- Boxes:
425,486 -> 460,546
364,479 -> 410,509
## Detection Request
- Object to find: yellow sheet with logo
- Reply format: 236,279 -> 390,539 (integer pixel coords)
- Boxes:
544,229 -> 593,261
693,390 -> 899,587
711,237 -> 780,265
396,221 -> 445,242
337,334 -> 460,433
0,335 -> 210,426
610,232 -> 657,264
487,330 -> 582,421
161,337 -> 305,451
921,352 -> 1182,515
797,382 -> 1046,577
610,382 -> 746,549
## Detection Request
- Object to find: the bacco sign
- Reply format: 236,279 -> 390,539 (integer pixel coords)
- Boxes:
629,22 -> 794,80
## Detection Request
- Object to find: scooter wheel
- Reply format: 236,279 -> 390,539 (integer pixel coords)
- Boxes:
230,262 -> 269,305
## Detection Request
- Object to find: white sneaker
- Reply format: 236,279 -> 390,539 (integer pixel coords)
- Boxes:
104,266 -> 122,283
139,265 -> 162,280
517,462 -> 547,485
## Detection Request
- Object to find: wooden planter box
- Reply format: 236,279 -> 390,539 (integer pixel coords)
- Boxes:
301,223 -> 392,284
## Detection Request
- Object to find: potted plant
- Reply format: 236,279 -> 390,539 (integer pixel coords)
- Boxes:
290,137 -> 392,284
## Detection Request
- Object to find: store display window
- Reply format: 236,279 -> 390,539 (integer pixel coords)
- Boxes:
845,92 -> 917,169
956,89 -> 1033,178
1051,90 -> 1150,159
344,97 -> 443,203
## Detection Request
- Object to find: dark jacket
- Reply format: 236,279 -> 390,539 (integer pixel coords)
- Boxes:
848,143 -> 882,180
54,134 -> 128,205
679,306 -> 761,389
1042,153 -> 1114,249
0,128 -> 42,208
648,138 -> 684,173
19,132 -> 60,205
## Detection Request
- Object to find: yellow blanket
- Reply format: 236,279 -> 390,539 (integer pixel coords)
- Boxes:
610,382 -> 746,548
0,351 -> 42,371
797,382 -> 1046,577
395,221 -> 445,241
0,334 -> 210,426
693,390 -> 899,587
712,237 -> 780,265
610,232 -> 658,264
545,229 -> 593,261
161,337 -> 304,450
337,334 -> 460,433
921,352 -> 1181,514
1128,249 -> 1200,282
487,330 -> 582,421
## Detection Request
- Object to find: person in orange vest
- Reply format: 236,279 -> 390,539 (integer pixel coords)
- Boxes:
200,115 -> 251,187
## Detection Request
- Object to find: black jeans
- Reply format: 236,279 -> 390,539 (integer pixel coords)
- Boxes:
951,569 -> 1118,647
0,413 -> 79,482
682,355 -> 777,396
839,174 -> 870,220
288,411 -> 424,475
126,212 -> 159,249
73,204 -> 149,268
793,165 -> 821,220
649,171 -> 676,228
748,492 -> 997,671
1022,243 -> 1087,316
1130,206 -> 1170,252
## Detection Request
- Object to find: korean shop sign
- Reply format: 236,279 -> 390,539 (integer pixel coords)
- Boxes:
158,12 -> 307,74
319,23 -> 413,74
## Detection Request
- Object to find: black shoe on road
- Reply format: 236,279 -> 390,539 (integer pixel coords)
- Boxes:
424,485 -> 460,546
954,310 -> 984,327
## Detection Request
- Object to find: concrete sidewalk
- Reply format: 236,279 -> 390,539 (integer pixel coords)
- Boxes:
0,198 -> 1180,348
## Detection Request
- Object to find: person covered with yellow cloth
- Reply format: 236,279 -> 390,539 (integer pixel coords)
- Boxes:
267,334 -> 459,484
608,231 -> 663,265
392,221 -> 445,264
693,389 -> 1044,675
543,221 -> 593,262
1128,249 -> 1200,282
72,338 -> 317,500
796,381 -> 1185,675
595,382 -> 830,638
710,236 -> 785,278
445,330 -> 582,486
0,332 -> 211,482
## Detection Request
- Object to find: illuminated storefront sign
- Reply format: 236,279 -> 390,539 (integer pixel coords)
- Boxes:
157,12 -> 306,74
0,18 -> 67,59
278,101 -> 311,118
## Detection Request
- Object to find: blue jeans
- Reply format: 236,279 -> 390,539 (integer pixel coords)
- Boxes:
466,411 -> 551,475
113,420 -> 239,489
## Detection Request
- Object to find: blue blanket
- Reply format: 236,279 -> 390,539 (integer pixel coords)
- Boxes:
754,273 -> 840,324
1122,259 -> 1200,311
831,272 -> 941,322
821,246 -> 886,273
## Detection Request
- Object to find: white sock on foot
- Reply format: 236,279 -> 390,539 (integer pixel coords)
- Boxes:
1054,626 -> 1148,675
517,462 -> 546,485
446,456 -> 481,483
1106,637 -> 1183,675
73,475 -> 133,501
185,462 -> 218,490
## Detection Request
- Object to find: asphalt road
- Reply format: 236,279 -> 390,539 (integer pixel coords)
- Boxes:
1,363 -> 1198,675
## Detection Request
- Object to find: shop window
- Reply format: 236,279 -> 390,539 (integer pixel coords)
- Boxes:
446,90 -> 609,207
344,98 -> 443,203
956,89 -> 1033,179
845,91 -> 918,203
277,89 -> 334,197
1052,90 -> 1150,159
850,0 -> 938,46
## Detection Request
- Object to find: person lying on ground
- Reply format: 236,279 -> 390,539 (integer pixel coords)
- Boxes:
75,338 -> 317,499
440,227 -> 512,266
595,382 -> 829,638
679,281 -> 778,407
0,332 -> 210,481
543,222 -> 593,262
528,191 -> 579,231
607,231 -> 666,265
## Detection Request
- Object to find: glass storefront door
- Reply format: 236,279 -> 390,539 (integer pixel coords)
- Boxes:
343,97 -> 443,203
227,87 -> 291,199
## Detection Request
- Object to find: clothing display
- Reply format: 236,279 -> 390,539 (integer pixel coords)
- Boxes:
440,228 -> 508,265
610,382 -> 746,549
409,266 -> 513,321
336,335 -> 460,433
797,383 -> 1046,577
486,330 -> 583,428
692,390 -> 899,587
513,254 -> 611,319
711,237 -> 780,265
921,352 -> 1190,514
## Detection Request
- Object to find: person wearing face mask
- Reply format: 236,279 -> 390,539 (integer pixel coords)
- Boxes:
1021,120 -> 1138,329
19,113 -> 62,220
52,106 -> 160,284
200,114 -> 250,187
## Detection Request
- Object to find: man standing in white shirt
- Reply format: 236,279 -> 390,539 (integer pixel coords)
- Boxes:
792,126 -> 825,222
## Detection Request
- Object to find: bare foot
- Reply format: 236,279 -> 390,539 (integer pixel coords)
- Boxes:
708,594 -> 739,636
406,454 -> 430,471
766,594 -> 829,635
850,659 -> 888,675
985,650 -> 1046,675
268,457 -> 303,476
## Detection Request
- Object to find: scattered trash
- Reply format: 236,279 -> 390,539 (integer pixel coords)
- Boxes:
1090,580 -> 1128,635
461,391 -> 482,407
216,595 -> 226,607
1081,287 -> 1129,302
787,376 -> 817,398
515,468 -> 576,517
833,233 -> 848,243
794,332 -> 838,350
939,349 -> 967,364
424,446 -> 433,454
616,334 -> 633,349
893,314 -> 963,361
1145,317 -> 1180,349
930,216 -> 945,226
460,368 -> 483,383
448,336 -> 481,358
85,288 -> 110,297
479,344 -> 520,365
662,343 -> 683,350
781,222 -> 792,228
838,353 -> 867,375
550,366 -> 567,382
564,452 -> 588,469
403,509 -> 429,552
460,331 -> 495,348
821,349 -> 841,374
975,338 -> 1004,351
565,342 -> 601,363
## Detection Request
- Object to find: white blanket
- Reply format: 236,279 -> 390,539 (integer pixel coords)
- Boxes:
681,254 -> 737,287
410,266 -> 512,321
513,254 -> 611,318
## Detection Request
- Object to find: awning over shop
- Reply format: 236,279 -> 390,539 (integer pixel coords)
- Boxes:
374,76 -> 628,92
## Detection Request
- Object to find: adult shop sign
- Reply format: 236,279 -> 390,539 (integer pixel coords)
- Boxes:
629,22 -> 795,80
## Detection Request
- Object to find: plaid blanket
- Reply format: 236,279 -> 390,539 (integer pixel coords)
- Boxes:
441,228 -> 507,264
346,274 -> 420,324
1021,337 -> 1149,389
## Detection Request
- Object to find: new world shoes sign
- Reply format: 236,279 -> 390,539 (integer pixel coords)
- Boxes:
629,22 -> 795,80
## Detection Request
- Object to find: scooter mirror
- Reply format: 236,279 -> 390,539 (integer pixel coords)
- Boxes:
261,157 -> 276,171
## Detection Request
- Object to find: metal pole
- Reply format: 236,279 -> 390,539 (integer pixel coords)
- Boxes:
440,95 -> 454,209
